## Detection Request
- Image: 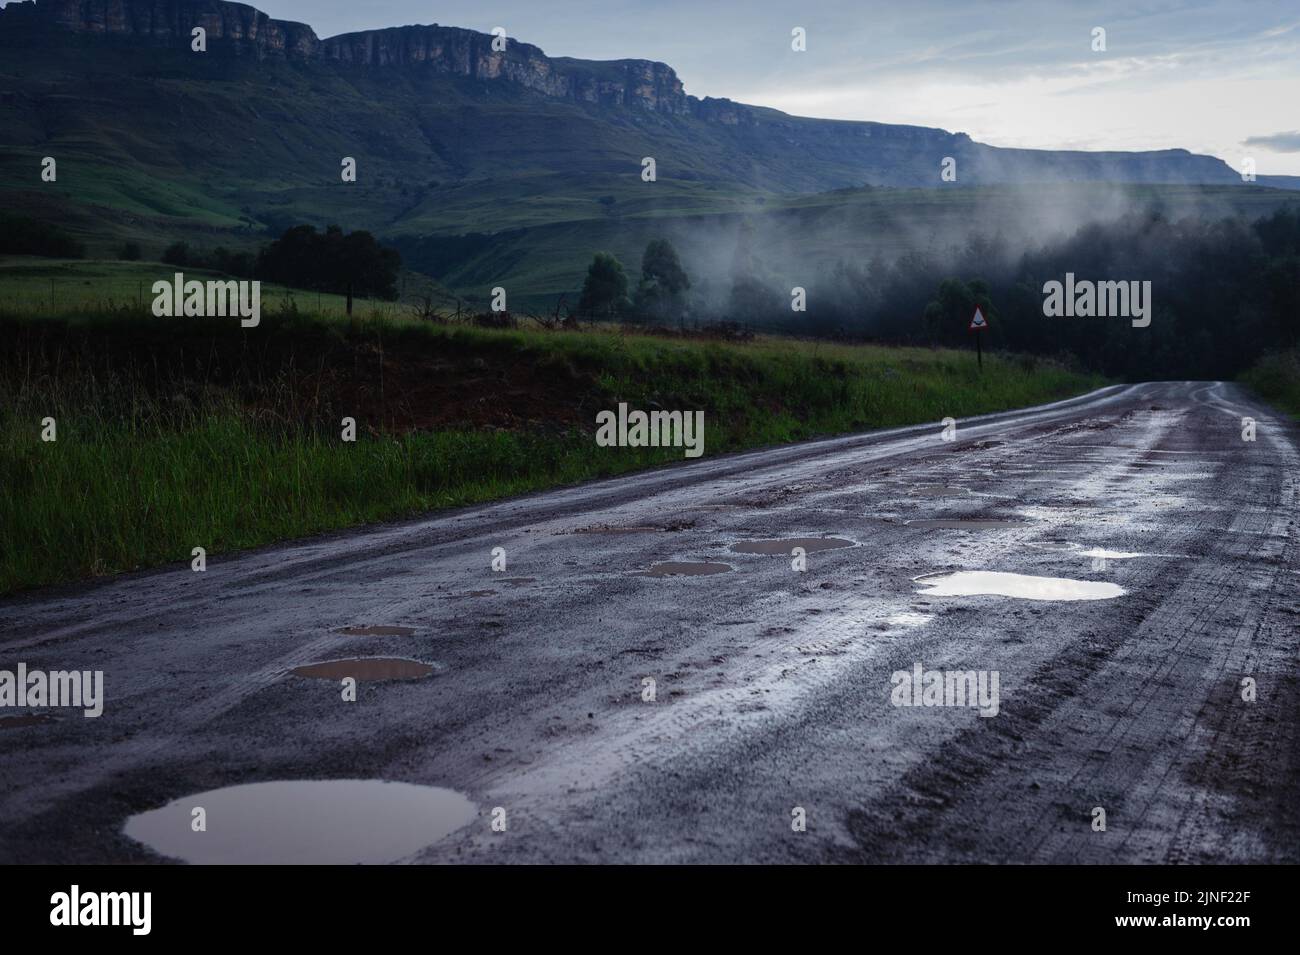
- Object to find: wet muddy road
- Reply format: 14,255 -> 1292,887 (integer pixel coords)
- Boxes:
3,381 -> 1298,863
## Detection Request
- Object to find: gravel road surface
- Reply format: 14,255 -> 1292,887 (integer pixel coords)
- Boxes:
2,381 -> 1297,863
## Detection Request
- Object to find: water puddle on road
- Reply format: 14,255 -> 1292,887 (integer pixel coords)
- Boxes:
886,612 -> 934,628
1030,543 -> 1149,560
1028,541 -> 1083,553
1079,548 -> 1148,559
574,524 -> 663,534
124,780 -> 476,864
731,537 -> 855,555
640,561 -> 733,577
909,485 -> 969,497
498,577 -> 536,586
0,713 -> 54,729
915,571 -> 1125,601
337,626 -> 416,637
291,658 -> 435,681
907,519 -> 1024,530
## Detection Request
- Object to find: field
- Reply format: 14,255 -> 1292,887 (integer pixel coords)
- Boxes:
0,297 -> 1103,593
0,256 -> 426,317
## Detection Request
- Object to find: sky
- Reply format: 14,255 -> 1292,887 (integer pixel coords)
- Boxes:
17,0 -> 1300,174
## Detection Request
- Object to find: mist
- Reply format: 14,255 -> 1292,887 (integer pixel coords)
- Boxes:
636,183 -> 1300,378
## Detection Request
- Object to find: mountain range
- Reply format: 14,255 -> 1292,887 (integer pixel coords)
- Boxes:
2,0 -> 1298,304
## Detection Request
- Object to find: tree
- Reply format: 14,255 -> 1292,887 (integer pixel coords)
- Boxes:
578,252 -> 630,319
923,277 -> 997,346
0,214 -> 84,258
338,228 -> 401,311
633,238 -> 690,324
728,274 -> 781,322
726,221 -> 780,322
161,241 -> 190,267
255,225 -> 401,312
211,246 -> 255,279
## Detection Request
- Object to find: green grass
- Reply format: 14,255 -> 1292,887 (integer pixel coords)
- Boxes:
0,256 -> 414,318
1,414 -> 621,591
1241,348 -> 1300,419
0,306 -> 1105,594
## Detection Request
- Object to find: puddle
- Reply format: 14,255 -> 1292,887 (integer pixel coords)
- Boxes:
1028,541 -> 1082,553
337,626 -> 416,636
1031,543 -> 1148,559
915,571 -> 1125,601
0,713 -> 54,729
886,612 -> 934,628
497,577 -> 535,586
910,485 -> 969,497
574,525 -> 662,534
731,537 -> 854,555
907,519 -> 1024,530
640,561 -> 733,577
291,658 -> 435,681
124,780 -> 476,864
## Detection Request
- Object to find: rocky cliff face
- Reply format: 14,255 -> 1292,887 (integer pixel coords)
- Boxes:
4,0 -> 692,114
16,0 -> 319,58
320,25 -> 690,115
5,0 -> 1292,189
0,0 -> 970,129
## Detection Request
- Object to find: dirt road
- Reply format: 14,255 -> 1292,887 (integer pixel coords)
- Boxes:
2,381 -> 1297,863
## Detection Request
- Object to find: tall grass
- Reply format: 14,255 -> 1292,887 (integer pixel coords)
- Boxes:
0,408 -> 638,592
0,308 -> 1104,593
1241,348 -> 1300,420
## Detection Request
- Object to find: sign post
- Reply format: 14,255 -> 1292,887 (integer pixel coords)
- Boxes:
968,306 -> 988,371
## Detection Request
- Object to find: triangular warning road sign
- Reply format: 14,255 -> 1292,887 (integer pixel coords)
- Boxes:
969,306 -> 988,331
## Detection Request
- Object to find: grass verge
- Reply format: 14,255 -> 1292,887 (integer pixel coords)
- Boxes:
0,307 -> 1104,594
1240,348 -> 1300,420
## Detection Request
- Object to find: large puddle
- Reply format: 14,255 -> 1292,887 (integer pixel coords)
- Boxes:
731,537 -> 855,555
124,780 -> 476,864
640,561 -> 733,577
907,519 -> 1024,530
337,626 -> 416,637
290,658 -> 435,681
915,571 -> 1126,601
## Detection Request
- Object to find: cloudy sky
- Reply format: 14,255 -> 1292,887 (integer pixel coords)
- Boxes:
71,0 -> 1300,173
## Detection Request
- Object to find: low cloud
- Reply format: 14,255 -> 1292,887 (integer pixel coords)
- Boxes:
1243,130 -> 1300,152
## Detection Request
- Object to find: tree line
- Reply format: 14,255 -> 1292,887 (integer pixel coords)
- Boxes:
1,216 -> 401,311
872,206 -> 1300,380
577,207 -> 1300,380
162,225 -> 401,308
